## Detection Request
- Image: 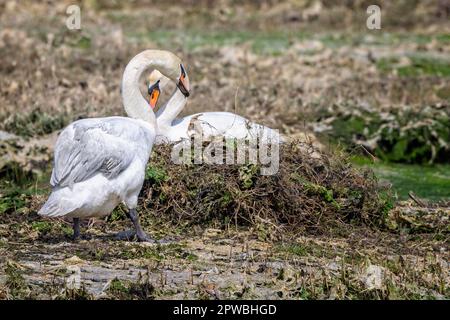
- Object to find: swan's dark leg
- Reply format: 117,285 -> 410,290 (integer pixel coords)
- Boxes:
114,229 -> 136,240
73,218 -> 80,240
128,209 -> 154,242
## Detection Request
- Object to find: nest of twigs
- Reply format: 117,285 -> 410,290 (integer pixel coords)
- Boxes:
140,140 -> 392,235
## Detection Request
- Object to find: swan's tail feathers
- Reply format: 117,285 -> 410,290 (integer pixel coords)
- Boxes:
38,191 -> 80,218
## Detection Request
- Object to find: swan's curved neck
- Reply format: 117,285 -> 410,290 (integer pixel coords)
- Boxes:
121,52 -> 162,127
156,88 -> 187,128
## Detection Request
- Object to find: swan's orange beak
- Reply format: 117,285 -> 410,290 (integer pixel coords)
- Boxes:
177,64 -> 190,97
148,80 -> 160,109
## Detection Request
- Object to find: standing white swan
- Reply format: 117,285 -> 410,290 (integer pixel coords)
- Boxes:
38,50 -> 190,242
148,70 -> 284,144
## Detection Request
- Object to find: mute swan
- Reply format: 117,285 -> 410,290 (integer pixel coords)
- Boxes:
38,50 -> 190,242
148,70 -> 284,144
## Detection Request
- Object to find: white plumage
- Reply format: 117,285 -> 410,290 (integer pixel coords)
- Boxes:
39,50 -> 189,241
158,111 -> 282,144
150,70 -> 284,144
39,117 -> 154,219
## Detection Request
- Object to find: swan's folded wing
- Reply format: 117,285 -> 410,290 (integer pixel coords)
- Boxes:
50,121 -> 135,188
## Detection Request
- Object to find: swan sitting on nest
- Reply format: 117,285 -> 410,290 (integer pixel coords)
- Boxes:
148,70 -> 284,145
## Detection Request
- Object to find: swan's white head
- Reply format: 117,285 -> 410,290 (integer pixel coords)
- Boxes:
148,69 -> 170,88
147,62 -> 190,109
148,51 -> 189,93
121,49 -> 190,123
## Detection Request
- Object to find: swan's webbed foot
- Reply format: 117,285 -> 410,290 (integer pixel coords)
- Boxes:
120,209 -> 157,243
114,229 -> 157,243
136,230 -> 156,243
114,229 -> 137,241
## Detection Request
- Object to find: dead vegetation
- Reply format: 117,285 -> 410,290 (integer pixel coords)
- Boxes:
0,0 -> 449,300
0,138 -> 447,299
387,200 -> 450,234
141,142 -> 391,236
0,224 -> 448,300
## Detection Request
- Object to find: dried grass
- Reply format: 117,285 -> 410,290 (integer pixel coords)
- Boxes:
140,141 -> 391,235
